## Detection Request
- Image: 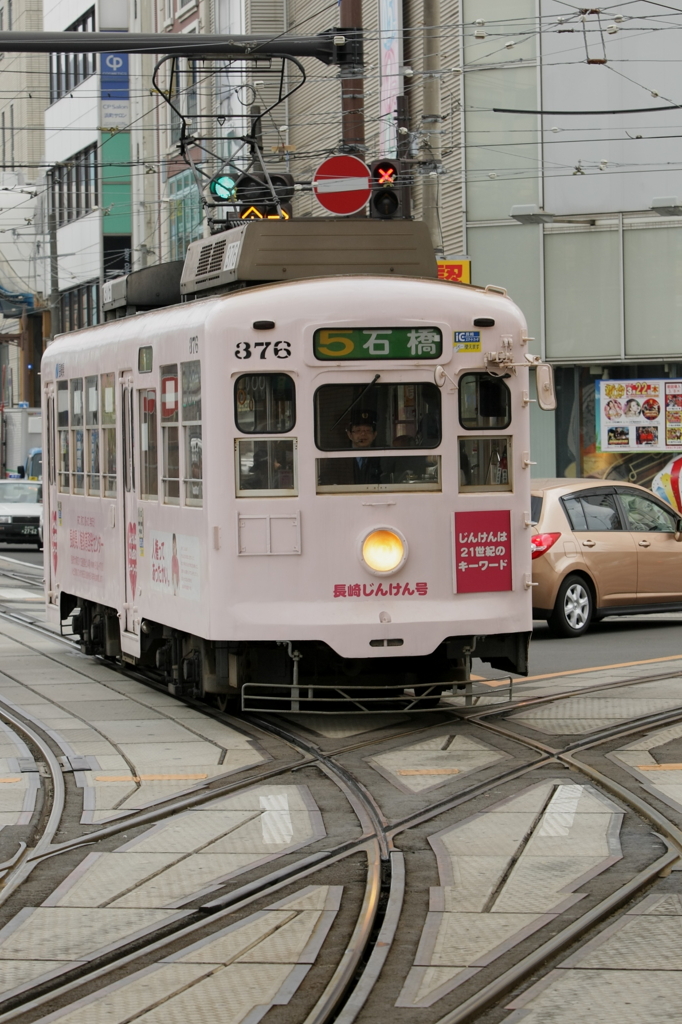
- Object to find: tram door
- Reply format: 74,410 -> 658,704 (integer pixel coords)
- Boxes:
120,375 -> 138,635
44,383 -> 57,609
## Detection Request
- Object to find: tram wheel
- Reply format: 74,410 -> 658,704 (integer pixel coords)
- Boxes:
548,574 -> 593,638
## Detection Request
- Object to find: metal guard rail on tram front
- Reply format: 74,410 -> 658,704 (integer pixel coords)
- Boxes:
241,678 -> 513,713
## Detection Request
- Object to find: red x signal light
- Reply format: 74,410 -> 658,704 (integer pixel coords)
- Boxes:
376,165 -> 396,185
369,159 -> 408,219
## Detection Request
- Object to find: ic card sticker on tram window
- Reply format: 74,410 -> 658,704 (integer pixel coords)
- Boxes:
454,510 -> 512,593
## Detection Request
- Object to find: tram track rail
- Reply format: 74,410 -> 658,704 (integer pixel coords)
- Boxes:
0,704 -> 65,909
0,605 -> 681,1021
3,698 -> 680,1024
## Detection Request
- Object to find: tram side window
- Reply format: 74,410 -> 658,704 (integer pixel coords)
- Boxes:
459,374 -> 511,430
235,374 -> 295,433
138,346 -> 153,373
459,436 -> 512,492
57,380 -> 69,492
161,363 -> 180,504
236,439 -> 297,496
85,375 -> 99,495
182,360 -> 202,506
139,388 -> 158,500
101,372 -> 117,498
70,378 -> 84,494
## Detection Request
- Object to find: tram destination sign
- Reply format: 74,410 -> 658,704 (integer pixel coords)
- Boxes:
314,327 -> 443,361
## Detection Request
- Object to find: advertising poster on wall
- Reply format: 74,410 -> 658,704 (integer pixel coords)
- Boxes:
596,380 -> 682,454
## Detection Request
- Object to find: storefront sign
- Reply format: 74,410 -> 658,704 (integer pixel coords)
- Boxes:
101,52 -> 130,128
454,510 -> 512,594
596,379 -> 682,453
437,260 -> 471,284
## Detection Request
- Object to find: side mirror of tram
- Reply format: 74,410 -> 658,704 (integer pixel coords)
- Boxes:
535,363 -> 557,411
434,365 -> 457,389
675,520 -> 682,542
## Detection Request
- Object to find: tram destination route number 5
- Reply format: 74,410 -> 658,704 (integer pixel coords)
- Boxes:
235,341 -> 292,360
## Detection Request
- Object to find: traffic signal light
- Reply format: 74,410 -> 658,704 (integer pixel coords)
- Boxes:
369,159 -> 409,219
208,171 -> 294,218
209,173 -> 237,202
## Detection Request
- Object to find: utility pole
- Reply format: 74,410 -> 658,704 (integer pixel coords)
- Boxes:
421,0 -> 443,256
339,0 -> 365,154
396,94 -> 412,218
47,169 -> 60,337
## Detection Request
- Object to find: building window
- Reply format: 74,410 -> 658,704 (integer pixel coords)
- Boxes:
60,281 -> 99,333
103,235 -> 132,281
49,8 -> 96,105
50,145 -> 97,228
168,169 -> 203,260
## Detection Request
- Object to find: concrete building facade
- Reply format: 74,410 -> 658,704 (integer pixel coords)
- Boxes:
461,1 -> 682,486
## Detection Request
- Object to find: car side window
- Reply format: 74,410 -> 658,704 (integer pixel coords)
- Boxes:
562,496 -> 587,531
579,494 -> 623,531
620,493 -> 677,533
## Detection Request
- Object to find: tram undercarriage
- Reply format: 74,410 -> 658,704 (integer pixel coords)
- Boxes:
62,594 -> 530,713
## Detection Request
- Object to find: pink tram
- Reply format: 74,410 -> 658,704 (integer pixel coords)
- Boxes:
42,221 -> 554,710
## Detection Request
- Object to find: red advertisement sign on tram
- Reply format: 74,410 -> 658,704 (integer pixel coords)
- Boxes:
455,510 -> 512,594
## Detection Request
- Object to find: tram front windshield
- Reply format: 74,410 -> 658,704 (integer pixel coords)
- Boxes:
315,383 -> 441,491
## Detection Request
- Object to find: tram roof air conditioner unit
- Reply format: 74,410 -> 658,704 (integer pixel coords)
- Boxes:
102,261 -> 184,315
180,219 -> 438,296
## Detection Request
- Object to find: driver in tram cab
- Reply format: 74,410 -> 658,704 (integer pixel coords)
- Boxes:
318,410 -> 382,486
346,410 -> 382,484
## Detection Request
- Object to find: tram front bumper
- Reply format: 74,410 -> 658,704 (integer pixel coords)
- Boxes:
230,596 -> 532,661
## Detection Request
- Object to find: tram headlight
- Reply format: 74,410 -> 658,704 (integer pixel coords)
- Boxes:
360,528 -> 407,575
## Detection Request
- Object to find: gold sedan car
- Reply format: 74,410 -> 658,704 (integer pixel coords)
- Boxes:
531,479 -> 682,637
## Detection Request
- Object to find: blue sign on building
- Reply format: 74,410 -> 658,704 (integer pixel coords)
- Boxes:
101,52 -> 130,127
101,52 -> 130,100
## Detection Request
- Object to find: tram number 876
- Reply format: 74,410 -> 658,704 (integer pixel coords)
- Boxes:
235,341 -> 292,360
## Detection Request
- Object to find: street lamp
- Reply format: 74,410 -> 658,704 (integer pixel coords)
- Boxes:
510,204 -> 555,224
651,197 -> 682,216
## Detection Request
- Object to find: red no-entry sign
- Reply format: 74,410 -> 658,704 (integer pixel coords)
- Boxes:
312,155 -> 371,216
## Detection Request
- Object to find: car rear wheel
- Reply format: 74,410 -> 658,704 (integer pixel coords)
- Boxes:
549,574 -> 593,638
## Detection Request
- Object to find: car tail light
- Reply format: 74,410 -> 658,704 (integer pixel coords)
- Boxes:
531,532 -> 561,559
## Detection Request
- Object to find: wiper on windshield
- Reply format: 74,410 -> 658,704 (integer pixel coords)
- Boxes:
332,374 -> 380,430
